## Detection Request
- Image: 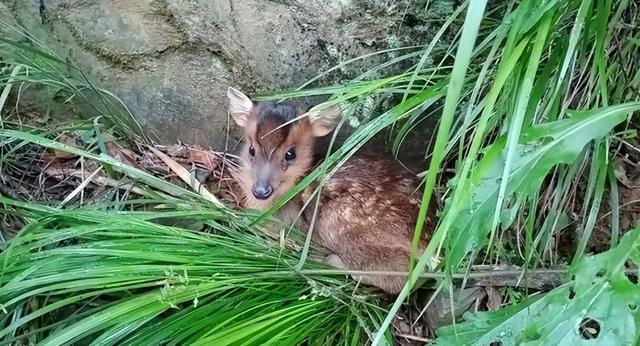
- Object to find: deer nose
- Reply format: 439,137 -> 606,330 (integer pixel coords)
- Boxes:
252,184 -> 273,200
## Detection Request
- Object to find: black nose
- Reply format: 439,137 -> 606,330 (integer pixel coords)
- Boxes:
252,184 -> 273,200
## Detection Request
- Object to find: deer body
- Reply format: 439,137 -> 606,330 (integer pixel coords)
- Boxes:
227,87 -> 438,294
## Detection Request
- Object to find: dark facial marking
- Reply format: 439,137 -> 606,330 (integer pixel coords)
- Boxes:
256,117 -> 289,153
253,101 -> 308,152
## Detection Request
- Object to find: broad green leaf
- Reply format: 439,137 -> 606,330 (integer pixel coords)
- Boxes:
435,226 -> 640,345
432,293 -> 551,345
445,103 -> 640,269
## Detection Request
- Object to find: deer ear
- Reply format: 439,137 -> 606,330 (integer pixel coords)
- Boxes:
307,103 -> 341,137
227,87 -> 254,127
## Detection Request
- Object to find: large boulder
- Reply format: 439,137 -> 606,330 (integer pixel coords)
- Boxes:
3,0 -> 457,149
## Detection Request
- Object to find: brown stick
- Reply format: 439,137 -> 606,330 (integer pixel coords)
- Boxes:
299,267 -> 638,290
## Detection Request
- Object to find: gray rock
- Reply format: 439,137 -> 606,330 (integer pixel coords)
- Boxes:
3,0 -> 454,150
47,0 -> 184,55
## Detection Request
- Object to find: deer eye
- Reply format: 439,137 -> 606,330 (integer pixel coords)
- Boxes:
284,148 -> 296,161
249,146 -> 255,157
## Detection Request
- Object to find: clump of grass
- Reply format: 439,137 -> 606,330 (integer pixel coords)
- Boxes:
0,200 -> 389,345
0,21 -> 148,144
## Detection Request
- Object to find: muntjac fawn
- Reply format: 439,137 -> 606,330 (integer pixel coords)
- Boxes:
227,87 -> 438,294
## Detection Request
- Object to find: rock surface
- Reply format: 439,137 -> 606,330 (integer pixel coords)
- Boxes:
3,0 -> 456,149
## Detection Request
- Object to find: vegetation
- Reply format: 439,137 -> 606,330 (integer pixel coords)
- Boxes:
1,0 -> 640,345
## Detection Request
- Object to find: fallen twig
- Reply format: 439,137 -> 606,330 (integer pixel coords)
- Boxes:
299,267 -> 639,290
57,166 -> 102,208
147,145 -> 224,208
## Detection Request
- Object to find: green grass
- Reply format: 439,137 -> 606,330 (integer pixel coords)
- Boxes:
0,20 -> 148,144
1,0 -> 640,344
0,201 -> 389,345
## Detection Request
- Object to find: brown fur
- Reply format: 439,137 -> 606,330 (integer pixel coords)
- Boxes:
300,154 -> 438,293
227,87 -> 438,294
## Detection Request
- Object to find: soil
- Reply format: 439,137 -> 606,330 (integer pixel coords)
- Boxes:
555,138 -> 640,257
588,156 -> 640,253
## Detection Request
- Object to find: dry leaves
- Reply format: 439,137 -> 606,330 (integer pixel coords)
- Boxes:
35,133 -> 241,208
146,145 -> 223,207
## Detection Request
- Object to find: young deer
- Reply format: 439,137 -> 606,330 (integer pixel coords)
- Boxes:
227,87 -> 438,294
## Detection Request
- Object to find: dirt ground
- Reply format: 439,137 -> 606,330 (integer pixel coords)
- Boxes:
589,154 -> 640,253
